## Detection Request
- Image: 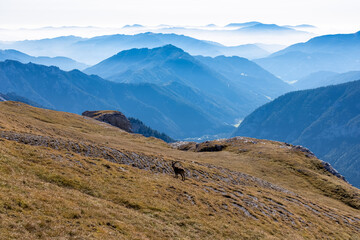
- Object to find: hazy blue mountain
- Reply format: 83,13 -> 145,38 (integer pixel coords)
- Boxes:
292,24 -> 316,28
274,31 -> 360,56
293,71 -> 360,90
0,60 -> 234,139
255,31 -> 360,81
225,22 -> 261,28
0,49 -> 88,70
123,24 -> 144,28
236,23 -> 302,33
72,32 -> 269,63
85,45 -> 270,121
0,33 -> 269,64
0,36 -> 81,58
234,80 -> 360,187
195,55 -> 293,99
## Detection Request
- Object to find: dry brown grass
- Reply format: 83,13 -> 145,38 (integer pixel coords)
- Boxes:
0,101 -> 359,239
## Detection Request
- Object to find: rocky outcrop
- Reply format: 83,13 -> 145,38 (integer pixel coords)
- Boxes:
320,160 -> 347,182
170,141 -> 226,152
82,110 -> 132,133
292,145 -> 315,158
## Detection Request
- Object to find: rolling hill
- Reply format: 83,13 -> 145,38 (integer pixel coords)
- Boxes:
0,101 -> 358,239
234,80 -> 360,188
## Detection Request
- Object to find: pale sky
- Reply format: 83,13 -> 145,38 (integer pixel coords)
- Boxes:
0,0 -> 359,32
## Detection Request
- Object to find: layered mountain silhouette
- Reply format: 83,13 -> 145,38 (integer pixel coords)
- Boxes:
85,45 -> 290,122
0,33 -> 269,65
234,80 -> 360,187
0,49 -> 88,71
0,60 -> 234,139
255,31 -> 360,81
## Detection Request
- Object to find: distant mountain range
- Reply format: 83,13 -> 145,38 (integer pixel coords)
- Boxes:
0,49 -> 88,71
85,45 -> 292,122
0,45 -> 294,139
0,60 -> 235,139
0,33 -> 270,65
255,31 -> 360,81
225,22 -> 315,31
234,80 -> 360,187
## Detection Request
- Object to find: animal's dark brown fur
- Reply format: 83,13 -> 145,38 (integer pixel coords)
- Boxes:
172,161 -> 186,181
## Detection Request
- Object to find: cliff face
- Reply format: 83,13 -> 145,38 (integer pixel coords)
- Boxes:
82,110 -> 132,133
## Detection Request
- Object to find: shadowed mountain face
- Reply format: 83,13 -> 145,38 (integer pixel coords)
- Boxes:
85,45 -> 290,122
234,80 -> 360,187
0,60 -> 235,139
0,49 -> 88,71
255,31 -> 360,81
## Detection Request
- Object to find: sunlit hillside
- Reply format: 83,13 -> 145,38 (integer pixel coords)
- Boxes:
0,101 -> 358,239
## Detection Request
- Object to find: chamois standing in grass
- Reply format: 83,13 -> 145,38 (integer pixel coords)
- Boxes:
172,161 -> 186,181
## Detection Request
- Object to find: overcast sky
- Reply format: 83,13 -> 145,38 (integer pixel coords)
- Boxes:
0,0 -> 359,32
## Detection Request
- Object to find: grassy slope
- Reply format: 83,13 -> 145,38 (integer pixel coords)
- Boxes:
0,101 -> 359,239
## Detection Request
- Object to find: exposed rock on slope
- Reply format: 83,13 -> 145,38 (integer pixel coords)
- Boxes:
82,110 -> 132,133
82,110 -> 175,142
